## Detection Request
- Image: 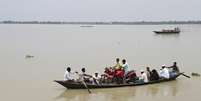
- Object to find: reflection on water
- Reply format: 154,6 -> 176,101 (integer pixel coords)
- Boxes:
55,80 -> 178,101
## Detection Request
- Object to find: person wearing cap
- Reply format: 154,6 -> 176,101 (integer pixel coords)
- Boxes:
139,70 -> 149,83
92,71 -> 101,85
159,65 -> 170,79
64,67 -> 74,81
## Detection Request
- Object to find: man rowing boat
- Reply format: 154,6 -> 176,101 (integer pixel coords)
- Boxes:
168,62 -> 180,78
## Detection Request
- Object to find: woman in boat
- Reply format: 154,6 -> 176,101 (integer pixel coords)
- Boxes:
102,67 -> 115,83
114,68 -> 124,84
125,70 -> 138,83
114,65 -> 124,84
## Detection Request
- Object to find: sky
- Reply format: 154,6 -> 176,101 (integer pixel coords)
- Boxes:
0,0 -> 201,21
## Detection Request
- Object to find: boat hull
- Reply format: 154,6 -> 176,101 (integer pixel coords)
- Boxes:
153,31 -> 180,34
54,74 -> 181,89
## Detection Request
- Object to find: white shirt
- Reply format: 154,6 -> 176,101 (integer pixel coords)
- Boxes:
64,71 -> 73,81
93,75 -> 101,80
140,72 -> 149,83
92,74 -> 101,84
160,68 -> 170,79
122,63 -> 129,73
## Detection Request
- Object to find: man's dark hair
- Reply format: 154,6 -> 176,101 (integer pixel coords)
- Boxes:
67,67 -> 71,72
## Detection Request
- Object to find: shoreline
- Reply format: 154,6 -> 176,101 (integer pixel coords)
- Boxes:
1,21 -> 201,25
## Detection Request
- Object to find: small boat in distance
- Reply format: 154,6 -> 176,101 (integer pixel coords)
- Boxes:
153,27 -> 180,34
80,25 -> 95,27
25,54 -> 34,59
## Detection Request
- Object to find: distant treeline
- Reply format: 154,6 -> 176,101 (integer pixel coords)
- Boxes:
0,21 -> 201,25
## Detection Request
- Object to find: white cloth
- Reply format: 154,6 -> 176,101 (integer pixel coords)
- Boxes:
122,63 -> 129,74
140,72 -> 149,83
64,71 -> 73,81
92,75 -> 101,84
159,68 -> 170,79
93,75 -> 101,80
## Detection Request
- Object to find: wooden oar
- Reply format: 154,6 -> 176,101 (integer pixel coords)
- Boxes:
81,80 -> 91,93
181,73 -> 191,78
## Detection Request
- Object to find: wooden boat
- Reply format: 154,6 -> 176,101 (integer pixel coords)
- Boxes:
54,73 -> 182,89
80,25 -> 95,27
153,27 -> 180,34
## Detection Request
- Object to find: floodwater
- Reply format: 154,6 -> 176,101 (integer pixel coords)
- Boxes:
0,24 -> 201,101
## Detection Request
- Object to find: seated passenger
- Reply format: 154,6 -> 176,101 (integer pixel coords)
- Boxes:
102,67 -> 115,83
92,72 -> 101,85
104,67 -> 114,79
125,70 -> 138,83
150,69 -> 160,81
64,67 -> 74,81
159,65 -> 170,79
146,67 -> 151,81
139,70 -> 149,83
78,68 -> 92,83
114,68 -> 124,84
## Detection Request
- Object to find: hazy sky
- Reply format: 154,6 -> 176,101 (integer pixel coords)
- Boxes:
0,0 -> 201,21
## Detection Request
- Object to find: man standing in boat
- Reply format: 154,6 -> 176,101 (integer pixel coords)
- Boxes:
112,58 -> 124,84
122,59 -> 129,75
113,58 -> 122,69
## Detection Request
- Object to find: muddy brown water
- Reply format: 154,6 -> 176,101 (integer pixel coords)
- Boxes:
0,24 -> 201,101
